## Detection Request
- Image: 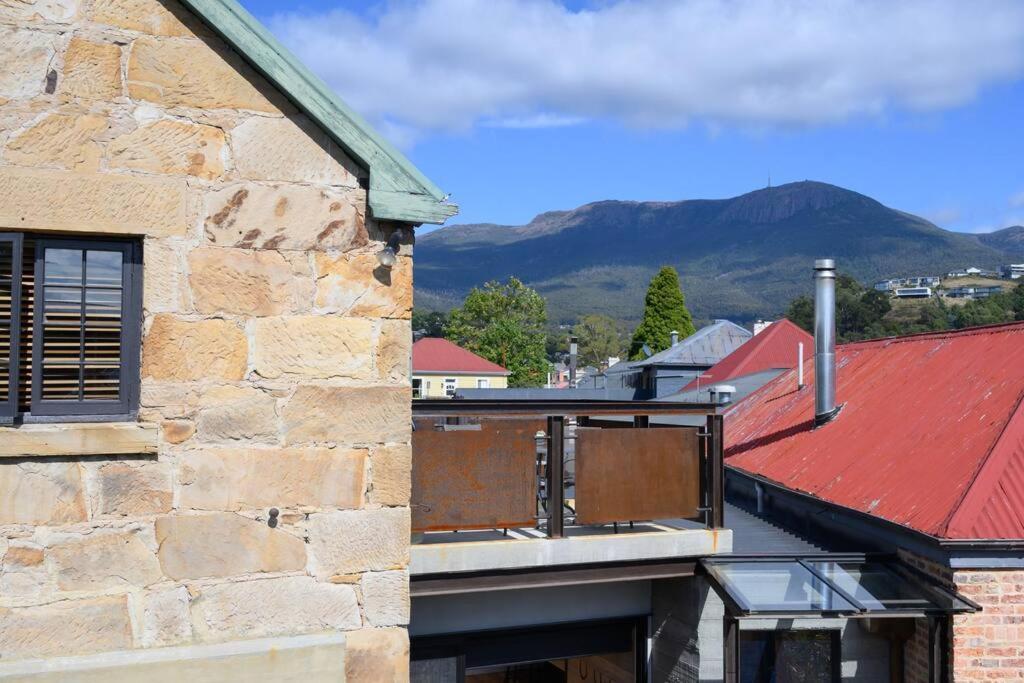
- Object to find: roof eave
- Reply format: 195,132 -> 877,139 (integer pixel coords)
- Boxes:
413,369 -> 511,376
180,0 -> 458,225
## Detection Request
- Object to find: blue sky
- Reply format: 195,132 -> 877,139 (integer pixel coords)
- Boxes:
239,0 -> 1024,233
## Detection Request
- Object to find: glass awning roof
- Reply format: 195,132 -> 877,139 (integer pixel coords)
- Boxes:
702,555 -> 979,617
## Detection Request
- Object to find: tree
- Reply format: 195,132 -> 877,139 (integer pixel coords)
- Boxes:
446,278 -> 549,387
785,295 -> 814,333
573,314 -> 626,368
786,273 -> 951,342
411,310 -> 448,338
952,283 -> 1024,329
629,266 -> 696,359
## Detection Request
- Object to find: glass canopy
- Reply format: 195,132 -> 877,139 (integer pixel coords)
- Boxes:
702,556 -> 979,617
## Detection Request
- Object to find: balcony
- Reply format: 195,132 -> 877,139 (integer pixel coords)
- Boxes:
410,399 -> 732,587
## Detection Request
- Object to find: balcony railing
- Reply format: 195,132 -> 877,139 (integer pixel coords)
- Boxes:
411,400 -> 724,540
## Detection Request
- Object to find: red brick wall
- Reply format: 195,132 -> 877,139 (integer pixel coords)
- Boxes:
900,549 -> 1024,681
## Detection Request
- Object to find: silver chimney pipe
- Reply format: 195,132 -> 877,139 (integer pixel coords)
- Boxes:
670,330 -> 679,347
814,259 -> 839,426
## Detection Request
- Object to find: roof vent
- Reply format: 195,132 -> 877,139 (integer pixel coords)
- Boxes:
670,330 -> 679,347
709,384 -> 736,406
814,259 -> 839,426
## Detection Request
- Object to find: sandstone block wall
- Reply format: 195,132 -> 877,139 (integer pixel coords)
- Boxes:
0,0 -> 413,677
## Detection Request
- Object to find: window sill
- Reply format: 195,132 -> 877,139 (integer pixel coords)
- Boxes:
0,422 -> 159,458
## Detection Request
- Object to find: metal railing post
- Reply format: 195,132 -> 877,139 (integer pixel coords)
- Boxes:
547,415 -> 565,538
708,414 -> 725,529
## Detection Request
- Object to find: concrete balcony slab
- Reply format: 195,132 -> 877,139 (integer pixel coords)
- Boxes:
411,524 -> 731,576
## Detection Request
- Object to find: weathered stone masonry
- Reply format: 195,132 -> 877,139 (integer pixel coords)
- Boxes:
0,0 -> 413,679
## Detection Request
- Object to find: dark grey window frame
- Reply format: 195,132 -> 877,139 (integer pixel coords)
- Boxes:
0,233 -> 24,424
0,233 -> 142,424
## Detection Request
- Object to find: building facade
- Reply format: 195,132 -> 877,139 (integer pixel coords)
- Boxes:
725,322 -> 1024,682
0,0 -> 454,678
412,338 -> 510,398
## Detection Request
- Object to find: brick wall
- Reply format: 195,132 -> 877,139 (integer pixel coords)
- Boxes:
0,1 -> 412,678
900,549 -> 1024,682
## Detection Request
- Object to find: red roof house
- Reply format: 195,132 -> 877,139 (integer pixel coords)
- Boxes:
725,322 -> 1024,540
412,338 -> 510,375
682,319 -> 813,391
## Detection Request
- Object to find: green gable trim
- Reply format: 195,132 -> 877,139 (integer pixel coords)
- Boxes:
179,0 -> 457,225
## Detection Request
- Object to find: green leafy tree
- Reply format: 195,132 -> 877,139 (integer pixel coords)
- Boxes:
952,283 -> 1024,328
786,274 -> 948,342
411,310 -> 448,338
785,295 -> 814,333
573,314 -> 626,368
629,267 -> 696,359
446,278 -> 549,387
545,330 -> 566,362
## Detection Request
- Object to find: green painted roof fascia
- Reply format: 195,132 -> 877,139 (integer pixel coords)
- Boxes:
179,0 -> 458,225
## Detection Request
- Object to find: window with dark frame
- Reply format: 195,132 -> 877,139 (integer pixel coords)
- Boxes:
0,233 -> 142,423
740,630 -> 840,683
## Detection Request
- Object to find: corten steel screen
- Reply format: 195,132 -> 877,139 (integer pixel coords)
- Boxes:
575,426 -> 700,524
412,419 -> 542,532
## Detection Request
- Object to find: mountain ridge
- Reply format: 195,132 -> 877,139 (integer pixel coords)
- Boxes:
415,181 -> 1020,324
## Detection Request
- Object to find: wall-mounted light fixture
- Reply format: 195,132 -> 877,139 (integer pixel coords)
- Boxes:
377,228 -> 405,269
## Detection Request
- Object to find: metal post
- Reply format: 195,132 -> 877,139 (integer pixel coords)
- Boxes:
547,415 -> 565,538
724,616 -> 740,683
928,616 -> 949,683
708,414 -> 725,529
569,335 -> 578,387
798,342 -> 805,390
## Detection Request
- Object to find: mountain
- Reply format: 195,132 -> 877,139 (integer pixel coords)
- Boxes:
976,225 -> 1024,257
415,181 -> 1018,324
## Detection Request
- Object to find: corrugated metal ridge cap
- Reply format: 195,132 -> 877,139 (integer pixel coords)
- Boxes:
837,320 -> 1024,351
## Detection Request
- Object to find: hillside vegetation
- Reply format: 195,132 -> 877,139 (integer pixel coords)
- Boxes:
416,181 -> 1019,325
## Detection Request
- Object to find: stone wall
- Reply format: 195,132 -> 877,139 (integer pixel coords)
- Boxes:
0,0 -> 412,678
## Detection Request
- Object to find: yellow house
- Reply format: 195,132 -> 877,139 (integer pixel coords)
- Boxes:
411,338 -> 510,398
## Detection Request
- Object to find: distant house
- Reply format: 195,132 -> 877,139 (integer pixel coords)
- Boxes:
601,320 -> 752,397
893,286 -> 933,299
944,285 -> 1004,299
966,266 -> 983,275
876,276 -> 940,292
672,319 -> 813,404
412,338 -> 510,398
1002,264 -> 1024,280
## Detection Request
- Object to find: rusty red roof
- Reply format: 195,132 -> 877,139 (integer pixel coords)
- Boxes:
725,322 -> 1024,540
683,319 -> 812,391
412,338 -> 510,375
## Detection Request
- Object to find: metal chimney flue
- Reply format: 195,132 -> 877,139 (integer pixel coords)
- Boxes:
670,330 -> 679,347
813,259 -> 839,426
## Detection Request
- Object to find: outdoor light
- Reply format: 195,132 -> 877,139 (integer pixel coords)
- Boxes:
376,229 -> 405,269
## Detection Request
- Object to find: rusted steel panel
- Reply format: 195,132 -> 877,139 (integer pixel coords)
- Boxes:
575,426 -> 701,524
412,419 -> 542,532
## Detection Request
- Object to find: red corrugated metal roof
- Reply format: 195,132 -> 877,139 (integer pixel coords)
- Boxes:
412,338 -> 510,375
683,320 -> 813,390
725,322 -> 1024,540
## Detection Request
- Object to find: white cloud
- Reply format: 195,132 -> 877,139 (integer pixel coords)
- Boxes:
1010,190 -> 1024,208
267,0 -> 1024,139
